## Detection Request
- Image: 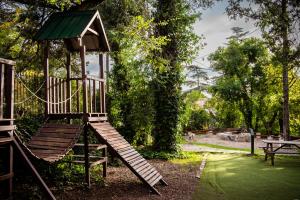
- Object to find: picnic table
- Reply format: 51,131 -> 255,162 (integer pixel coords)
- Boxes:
262,140 -> 300,165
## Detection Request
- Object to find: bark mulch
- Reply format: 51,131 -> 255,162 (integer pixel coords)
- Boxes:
54,160 -> 199,200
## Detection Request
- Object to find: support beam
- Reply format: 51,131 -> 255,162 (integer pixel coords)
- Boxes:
79,38 -> 90,188
0,63 -> 4,119
66,52 -> 71,113
4,64 -> 14,131
12,137 -> 56,200
9,144 -> 13,197
87,28 -> 99,36
80,40 -> 88,116
43,41 -> 50,116
105,53 -> 110,92
99,54 -> 105,113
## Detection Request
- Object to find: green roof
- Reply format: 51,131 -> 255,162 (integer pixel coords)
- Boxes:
35,10 -> 97,40
35,10 -> 110,52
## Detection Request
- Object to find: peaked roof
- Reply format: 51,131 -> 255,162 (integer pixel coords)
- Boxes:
35,10 -> 110,52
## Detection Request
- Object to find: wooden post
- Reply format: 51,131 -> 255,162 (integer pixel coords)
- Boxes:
4,64 -> 14,128
8,143 -> 13,197
0,63 -> 4,119
105,53 -> 110,92
12,138 -> 56,200
66,52 -> 71,113
80,41 -> 88,116
102,147 -> 107,178
79,39 -> 90,188
43,41 -> 50,116
99,54 -> 105,113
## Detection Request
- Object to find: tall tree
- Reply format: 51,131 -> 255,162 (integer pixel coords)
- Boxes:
98,0 -> 152,143
185,64 -> 208,89
210,38 -> 270,130
152,0 -> 202,152
226,0 -> 300,140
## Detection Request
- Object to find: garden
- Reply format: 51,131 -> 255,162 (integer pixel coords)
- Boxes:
0,0 -> 300,199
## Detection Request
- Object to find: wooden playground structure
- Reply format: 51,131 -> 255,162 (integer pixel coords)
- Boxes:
0,10 -> 167,199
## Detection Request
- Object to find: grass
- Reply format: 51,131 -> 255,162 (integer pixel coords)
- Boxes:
171,152 -> 203,165
193,154 -> 300,200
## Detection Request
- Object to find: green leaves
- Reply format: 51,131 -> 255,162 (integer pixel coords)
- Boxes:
210,38 -> 271,129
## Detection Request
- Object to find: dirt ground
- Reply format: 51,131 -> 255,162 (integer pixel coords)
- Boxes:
54,160 -> 200,200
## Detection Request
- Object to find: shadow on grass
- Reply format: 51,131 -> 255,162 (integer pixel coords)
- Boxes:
193,154 -> 300,200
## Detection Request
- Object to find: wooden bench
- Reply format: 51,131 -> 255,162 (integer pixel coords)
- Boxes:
262,140 -> 300,166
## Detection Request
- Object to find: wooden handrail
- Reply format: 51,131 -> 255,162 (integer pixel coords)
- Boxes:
0,58 -> 16,66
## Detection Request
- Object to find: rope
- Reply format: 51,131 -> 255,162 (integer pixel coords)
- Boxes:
14,80 -> 45,105
16,76 -> 81,105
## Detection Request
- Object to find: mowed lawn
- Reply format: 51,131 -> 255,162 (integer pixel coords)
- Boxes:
193,154 -> 300,200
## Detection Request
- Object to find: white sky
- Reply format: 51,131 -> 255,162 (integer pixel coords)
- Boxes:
190,1 -> 261,85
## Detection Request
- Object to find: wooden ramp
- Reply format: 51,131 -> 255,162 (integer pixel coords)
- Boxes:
24,124 -> 81,162
88,122 -> 167,195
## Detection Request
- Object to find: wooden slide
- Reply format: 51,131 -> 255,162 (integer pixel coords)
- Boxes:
88,122 -> 167,195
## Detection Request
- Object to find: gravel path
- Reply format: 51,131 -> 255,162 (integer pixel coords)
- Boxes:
191,133 -> 264,149
181,132 -> 265,154
180,144 -> 248,154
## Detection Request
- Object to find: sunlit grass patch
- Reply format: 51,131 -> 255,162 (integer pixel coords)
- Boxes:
193,154 -> 300,200
171,152 -> 203,165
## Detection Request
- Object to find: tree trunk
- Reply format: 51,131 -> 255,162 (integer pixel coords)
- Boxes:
152,0 -> 180,152
281,0 -> 290,140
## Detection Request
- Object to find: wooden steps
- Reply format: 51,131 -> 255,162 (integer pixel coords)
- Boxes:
88,122 -> 167,195
25,124 -> 81,162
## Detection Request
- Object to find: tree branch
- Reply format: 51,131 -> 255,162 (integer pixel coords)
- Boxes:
10,0 -> 105,11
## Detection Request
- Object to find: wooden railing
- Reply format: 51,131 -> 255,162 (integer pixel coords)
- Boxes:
0,58 -> 15,121
47,75 -> 105,115
14,71 -> 44,116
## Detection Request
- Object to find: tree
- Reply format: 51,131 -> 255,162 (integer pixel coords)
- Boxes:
185,64 -> 208,89
152,0 -> 203,152
226,0 -> 300,140
107,16 -> 167,144
209,38 -> 271,130
98,0 -> 152,143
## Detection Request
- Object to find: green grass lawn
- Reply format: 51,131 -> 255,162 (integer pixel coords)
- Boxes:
193,154 -> 300,200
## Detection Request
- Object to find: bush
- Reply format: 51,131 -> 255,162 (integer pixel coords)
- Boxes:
188,109 -> 209,130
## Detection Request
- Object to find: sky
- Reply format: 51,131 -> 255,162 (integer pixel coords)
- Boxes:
190,1 -> 261,86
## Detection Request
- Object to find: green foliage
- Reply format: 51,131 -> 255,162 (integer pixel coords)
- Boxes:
226,0 -> 300,139
180,90 -> 209,131
138,146 -> 195,160
152,0 -> 203,152
15,114 -> 44,141
170,151 -> 202,165
206,95 -> 243,128
108,16 -> 167,145
189,109 -> 209,130
210,38 -> 271,129
288,73 -> 300,136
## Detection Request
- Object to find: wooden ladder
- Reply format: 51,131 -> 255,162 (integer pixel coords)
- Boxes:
88,121 -> 168,195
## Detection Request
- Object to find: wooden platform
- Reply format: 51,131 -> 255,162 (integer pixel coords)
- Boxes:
89,122 -> 167,195
25,124 -> 81,162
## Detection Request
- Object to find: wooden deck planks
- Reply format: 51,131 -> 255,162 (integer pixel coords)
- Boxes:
25,124 -> 81,162
89,122 -> 166,195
